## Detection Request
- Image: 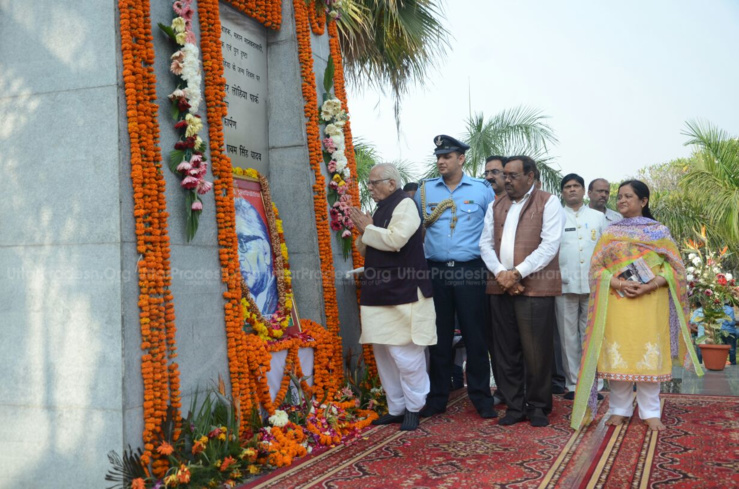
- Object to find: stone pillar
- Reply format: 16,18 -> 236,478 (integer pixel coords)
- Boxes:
0,2 -> 124,487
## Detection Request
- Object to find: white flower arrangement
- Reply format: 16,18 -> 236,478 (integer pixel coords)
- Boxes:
268,409 -> 289,427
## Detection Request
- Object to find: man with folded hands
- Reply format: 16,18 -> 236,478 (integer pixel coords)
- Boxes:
349,163 -> 437,431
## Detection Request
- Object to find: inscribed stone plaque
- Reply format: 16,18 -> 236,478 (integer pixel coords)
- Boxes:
219,2 -> 269,174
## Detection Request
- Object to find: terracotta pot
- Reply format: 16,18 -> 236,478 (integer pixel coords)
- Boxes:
698,344 -> 731,371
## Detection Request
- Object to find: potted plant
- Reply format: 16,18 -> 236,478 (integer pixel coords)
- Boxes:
685,230 -> 738,370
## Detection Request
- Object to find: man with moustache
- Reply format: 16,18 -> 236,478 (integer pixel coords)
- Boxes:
588,178 -> 622,223
557,174 -> 606,400
415,135 -> 497,419
480,156 -> 563,427
483,156 -> 507,198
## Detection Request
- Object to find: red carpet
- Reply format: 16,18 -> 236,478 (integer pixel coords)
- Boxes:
240,392 -> 738,488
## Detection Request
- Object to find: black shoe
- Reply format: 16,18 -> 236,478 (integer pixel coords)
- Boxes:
552,385 -> 566,394
400,411 -> 420,431
477,406 -> 498,419
597,393 -> 604,401
419,405 -> 446,418
492,393 -> 506,406
372,412 -> 405,425
563,391 -> 575,400
498,413 -> 527,426
530,414 -> 549,427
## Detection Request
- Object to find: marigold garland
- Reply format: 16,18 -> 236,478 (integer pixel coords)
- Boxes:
222,0 -> 282,29
293,0 -> 344,383
327,20 -> 378,379
119,0 -> 181,475
197,0 -> 251,430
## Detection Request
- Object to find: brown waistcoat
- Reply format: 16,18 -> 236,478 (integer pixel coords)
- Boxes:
486,188 -> 562,296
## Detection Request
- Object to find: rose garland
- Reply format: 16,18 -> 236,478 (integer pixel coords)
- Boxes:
232,167 -> 295,341
320,92 -> 355,259
158,0 -> 213,242
327,20 -> 378,379
119,0 -> 181,477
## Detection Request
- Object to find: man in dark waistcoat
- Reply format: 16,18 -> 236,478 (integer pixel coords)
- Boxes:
349,163 -> 437,431
479,156 -> 564,427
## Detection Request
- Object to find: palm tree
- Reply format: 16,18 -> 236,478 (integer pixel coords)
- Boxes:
337,0 -> 450,129
421,107 -> 562,194
680,120 -> 739,243
354,139 -> 418,211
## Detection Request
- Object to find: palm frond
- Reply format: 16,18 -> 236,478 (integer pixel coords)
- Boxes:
339,0 -> 451,130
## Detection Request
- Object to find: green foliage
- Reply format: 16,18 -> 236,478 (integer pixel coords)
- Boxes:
421,107 -> 562,194
337,0 -> 450,128
105,446 -> 147,489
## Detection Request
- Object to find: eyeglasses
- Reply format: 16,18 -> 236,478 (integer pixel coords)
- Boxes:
503,172 -> 524,181
484,169 -> 502,176
366,178 -> 390,187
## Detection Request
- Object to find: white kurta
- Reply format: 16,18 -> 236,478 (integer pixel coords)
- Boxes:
357,198 -> 437,346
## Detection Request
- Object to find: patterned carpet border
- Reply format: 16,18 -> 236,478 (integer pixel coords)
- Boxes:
239,393 -> 739,488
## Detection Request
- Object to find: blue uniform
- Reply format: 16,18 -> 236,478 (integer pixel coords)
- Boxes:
414,174 -> 494,262
414,173 -> 496,416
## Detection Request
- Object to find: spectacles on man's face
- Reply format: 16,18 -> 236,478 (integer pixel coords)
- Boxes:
503,172 -> 524,181
483,169 -> 502,176
366,178 -> 390,187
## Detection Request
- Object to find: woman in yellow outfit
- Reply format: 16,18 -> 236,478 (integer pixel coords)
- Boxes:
571,180 -> 702,432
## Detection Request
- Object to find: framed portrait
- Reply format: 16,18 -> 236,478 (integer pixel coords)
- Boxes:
233,173 -> 300,334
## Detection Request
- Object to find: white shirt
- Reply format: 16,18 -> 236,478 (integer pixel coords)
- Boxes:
479,185 -> 564,279
559,205 -> 607,294
604,207 -> 622,223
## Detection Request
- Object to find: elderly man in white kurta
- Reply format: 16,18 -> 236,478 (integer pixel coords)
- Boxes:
557,174 -> 607,399
349,163 -> 437,431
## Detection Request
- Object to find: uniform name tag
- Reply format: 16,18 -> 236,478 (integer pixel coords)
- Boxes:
564,227 -> 576,232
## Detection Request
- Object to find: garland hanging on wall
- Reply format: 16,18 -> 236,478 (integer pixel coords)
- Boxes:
119,0 -> 181,477
293,0 -> 344,381
158,0 -> 213,241
223,0 -> 283,29
326,19 -> 378,379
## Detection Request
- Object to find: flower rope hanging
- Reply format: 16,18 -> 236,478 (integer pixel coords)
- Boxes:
119,0 -> 181,477
158,0 -> 213,241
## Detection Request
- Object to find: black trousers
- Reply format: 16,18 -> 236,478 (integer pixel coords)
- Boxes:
489,294 -> 555,417
426,259 -> 493,412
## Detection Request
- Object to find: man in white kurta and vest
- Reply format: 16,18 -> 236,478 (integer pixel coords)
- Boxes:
349,163 -> 437,431
479,156 -> 563,427
557,173 -> 606,400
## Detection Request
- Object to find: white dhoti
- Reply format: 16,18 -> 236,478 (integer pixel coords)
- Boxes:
373,343 -> 430,415
360,289 -> 437,415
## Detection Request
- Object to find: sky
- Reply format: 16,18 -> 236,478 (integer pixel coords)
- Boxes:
346,0 -> 739,187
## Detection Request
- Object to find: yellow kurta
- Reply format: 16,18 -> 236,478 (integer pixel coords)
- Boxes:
356,199 -> 437,346
598,265 -> 672,382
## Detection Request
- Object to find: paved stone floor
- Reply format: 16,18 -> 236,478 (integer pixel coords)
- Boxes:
668,364 -> 739,396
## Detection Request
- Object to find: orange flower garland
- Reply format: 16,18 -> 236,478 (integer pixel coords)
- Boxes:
306,0 -> 326,35
222,0 -> 283,29
197,0 -> 251,429
293,0 -> 344,382
119,0 -> 181,475
327,20 -> 378,379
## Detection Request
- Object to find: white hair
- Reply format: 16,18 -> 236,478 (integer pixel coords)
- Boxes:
372,163 -> 402,186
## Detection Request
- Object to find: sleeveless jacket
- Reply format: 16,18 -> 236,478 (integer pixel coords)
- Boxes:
361,189 -> 433,306
486,188 -> 562,296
